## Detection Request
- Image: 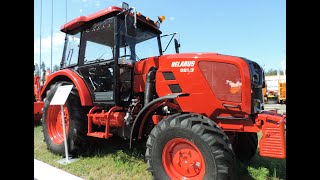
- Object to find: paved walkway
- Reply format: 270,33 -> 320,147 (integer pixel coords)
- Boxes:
34,159 -> 84,180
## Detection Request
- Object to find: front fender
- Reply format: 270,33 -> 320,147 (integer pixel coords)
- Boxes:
41,69 -> 93,106
129,93 -> 189,147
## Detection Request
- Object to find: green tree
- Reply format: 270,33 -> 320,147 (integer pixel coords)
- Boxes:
40,61 -> 46,72
40,62 -> 46,82
265,68 -> 277,76
53,65 -> 60,72
265,69 -> 286,76
34,63 -> 40,76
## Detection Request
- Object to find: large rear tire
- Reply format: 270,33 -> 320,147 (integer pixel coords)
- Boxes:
232,132 -> 258,163
41,81 -> 91,156
145,113 -> 236,180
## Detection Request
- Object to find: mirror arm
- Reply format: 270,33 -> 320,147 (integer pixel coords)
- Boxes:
132,7 -> 137,28
163,34 -> 176,53
117,8 -> 133,16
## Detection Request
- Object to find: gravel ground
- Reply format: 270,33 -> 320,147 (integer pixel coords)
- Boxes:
264,103 -> 286,115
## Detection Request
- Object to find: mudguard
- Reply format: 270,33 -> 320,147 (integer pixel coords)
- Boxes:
40,69 -> 93,106
129,93 -> 189,147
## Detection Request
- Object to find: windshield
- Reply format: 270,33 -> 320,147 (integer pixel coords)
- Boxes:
118,16 -> 160,62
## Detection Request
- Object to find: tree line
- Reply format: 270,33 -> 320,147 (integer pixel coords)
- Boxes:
34,62 -> 60,81
264,68 -> 286,76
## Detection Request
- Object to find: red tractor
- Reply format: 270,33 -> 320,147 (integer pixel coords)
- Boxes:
34,66 -> 44,121
39,3 -> 286,179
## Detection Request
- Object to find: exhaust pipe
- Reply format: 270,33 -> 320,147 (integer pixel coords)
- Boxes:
144,67 -> 157,106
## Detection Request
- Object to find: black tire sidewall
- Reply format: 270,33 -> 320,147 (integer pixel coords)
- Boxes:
151,128 -> 217,180
42,81 -> 87,155
42,82 -> 70,154
233,132 -> 258,163
65,91 -> 91,155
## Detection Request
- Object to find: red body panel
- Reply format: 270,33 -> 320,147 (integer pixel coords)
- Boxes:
34,76 -> 41,101
34,76 -> 43,121
61,6 -> 122,32
199,62 -> 242,102
134,53 -> 251,119
257,112 -> 286,158
87,106 -> 124,139
34,101 -> 44,121
41,69 -> 93,106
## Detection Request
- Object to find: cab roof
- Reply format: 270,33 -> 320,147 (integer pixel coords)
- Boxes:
60,6 -> 161,34
60,6 -> 122,33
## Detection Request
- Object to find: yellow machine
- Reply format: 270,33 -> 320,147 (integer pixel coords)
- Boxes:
262,86 -> 267,102
278,81 -> 286,104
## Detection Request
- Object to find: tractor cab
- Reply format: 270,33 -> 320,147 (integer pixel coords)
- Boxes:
60,3 -> 164,106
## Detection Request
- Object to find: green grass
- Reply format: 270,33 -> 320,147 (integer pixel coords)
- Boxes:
237,152 -> 286,180
34,125 -> 286,180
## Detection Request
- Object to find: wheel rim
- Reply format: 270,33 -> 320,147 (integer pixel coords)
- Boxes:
162,138 -> 205,179
47,105 -> 69,144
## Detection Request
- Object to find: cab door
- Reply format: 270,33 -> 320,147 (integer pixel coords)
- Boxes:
76,17 -> 117,105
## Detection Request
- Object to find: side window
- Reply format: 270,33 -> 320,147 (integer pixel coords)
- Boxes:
81,17 -> 115,65
65,33 -> 80,66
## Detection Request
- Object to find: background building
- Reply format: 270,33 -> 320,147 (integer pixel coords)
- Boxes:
265,75 -> 286,92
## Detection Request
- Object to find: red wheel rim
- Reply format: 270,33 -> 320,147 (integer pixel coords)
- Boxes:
162,138 -> 205,179
46,105 -> 69,144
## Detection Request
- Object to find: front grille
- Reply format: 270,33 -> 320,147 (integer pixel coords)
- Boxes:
242,58 -> 264,113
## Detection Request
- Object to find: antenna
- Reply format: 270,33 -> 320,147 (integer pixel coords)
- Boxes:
50,0 -> 53,72
66,0 -> 68,23
39,0 -> 42,81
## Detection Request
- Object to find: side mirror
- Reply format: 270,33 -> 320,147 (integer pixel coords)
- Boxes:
125,15 -> 136,37
122,2 -> 129,10
174,38 -> 180,54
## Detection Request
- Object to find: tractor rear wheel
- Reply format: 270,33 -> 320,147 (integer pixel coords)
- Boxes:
41,81 -> 91,156
145,113 -> 235,180
232,132 -> 258,163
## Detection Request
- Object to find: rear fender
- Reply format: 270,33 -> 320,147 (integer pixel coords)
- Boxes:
40,69 -> 93,106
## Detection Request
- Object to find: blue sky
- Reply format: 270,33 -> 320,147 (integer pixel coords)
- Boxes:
34,0 -> 286,71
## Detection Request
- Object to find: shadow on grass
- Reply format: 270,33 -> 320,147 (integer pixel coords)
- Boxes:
34,118 -> 146,162
68,136 -> 286,179
238,149 -> 286,180
79,135 -> 146,162
34,120 -> 42,127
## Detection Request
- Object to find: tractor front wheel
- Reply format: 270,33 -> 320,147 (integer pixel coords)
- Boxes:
232,132 -> 258,163
146,113 -> 236,180
41,81 -> 91,156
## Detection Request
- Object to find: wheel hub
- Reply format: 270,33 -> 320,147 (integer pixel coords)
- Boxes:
47,105 -> 69,144
56,106 -> 69,135
173,148 -> 201,176
162,138 -> 205,179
